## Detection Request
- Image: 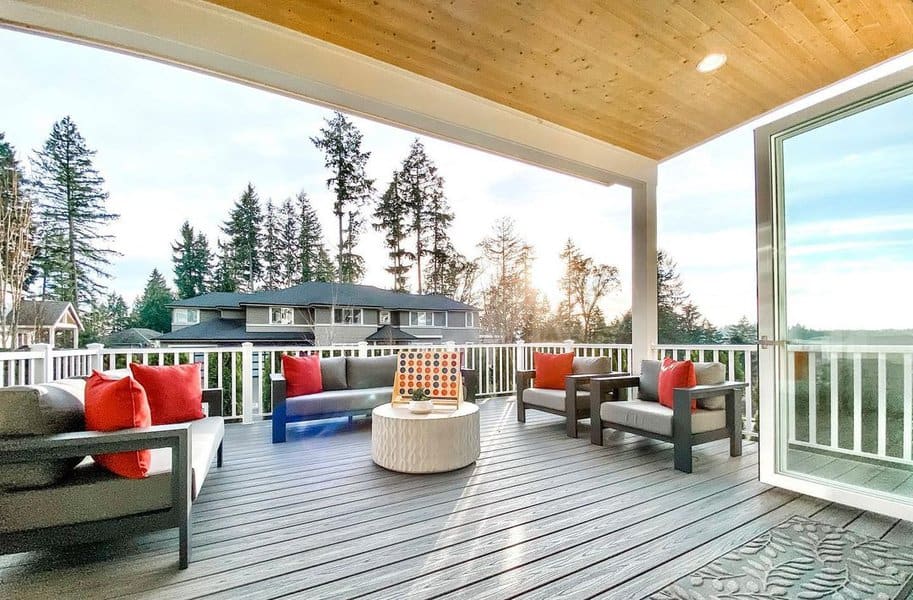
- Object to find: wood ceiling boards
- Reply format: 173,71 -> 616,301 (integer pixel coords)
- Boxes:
207,1 -> 913,160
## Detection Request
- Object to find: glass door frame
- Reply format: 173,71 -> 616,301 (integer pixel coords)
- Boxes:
755,66 -> 913,521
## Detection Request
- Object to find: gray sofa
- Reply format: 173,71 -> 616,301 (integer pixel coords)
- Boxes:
0,372 -> 224,569
590,359 -> 746,473
271,354 -> 478,443
515,356 -> 622,437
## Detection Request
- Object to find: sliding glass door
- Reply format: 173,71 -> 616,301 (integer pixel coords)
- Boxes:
756,69 -> 913,520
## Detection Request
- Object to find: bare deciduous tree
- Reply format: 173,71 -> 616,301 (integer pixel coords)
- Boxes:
0,166 -> 34,348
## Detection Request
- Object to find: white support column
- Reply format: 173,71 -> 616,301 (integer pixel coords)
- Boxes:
631,178 -> 658,375
86,343 -> 105,372
358,341 -> 369,357
241,342 -> 254,424
31,343 -> 53,384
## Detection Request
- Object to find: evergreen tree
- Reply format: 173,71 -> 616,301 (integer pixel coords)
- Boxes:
261,199 -> 281,290
132,269 -> 174,333
311,112 -> 374,283
30,116 -> 118,308
314,247 -> 336,282
212,239 -> 238,292
80,293 -> 132,344
276,196 -> 301,288
106,293 -> 131,332
725,316 -> 758,344
171,221 -> 211,299
221,183 -> 262,292
373,173 -> 412,291
297,191 -> 327,283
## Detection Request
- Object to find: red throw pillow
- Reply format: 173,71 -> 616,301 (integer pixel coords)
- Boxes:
658,357 -> 697,410
282,355 -> 323,397
129,363 -> 205,425
533,352 -> 575,390
85,371 -> 152,479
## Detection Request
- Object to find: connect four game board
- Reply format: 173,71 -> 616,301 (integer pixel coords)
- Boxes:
393,350 -> 462,406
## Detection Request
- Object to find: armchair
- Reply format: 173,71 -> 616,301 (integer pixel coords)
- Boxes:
515,356 -> 624,438
590,360 -> 746,473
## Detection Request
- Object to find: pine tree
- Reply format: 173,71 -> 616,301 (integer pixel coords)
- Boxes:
171,221 -> 211,299
297,191 -> 327,283
106,293 -> 131,331
261,199 -> 281,290
310,112 -> 374,283
373,173 -> 412,291
314,247 -> 336,282
132,269 -> 174,333
276,196 -> 301,288
30,117 -> 118,308
221,183 -> 262,292
212,239 -> 238,292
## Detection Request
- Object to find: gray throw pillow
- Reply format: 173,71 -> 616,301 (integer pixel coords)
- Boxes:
320,357 -> 347,391
0,381 -> 86,490
638,360 -> 661,402
571,356 -> 611,391
694,362 -> 726,410
346,354 -> 397,389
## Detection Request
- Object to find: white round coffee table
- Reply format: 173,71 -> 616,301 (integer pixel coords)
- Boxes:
371,402 -> 480,473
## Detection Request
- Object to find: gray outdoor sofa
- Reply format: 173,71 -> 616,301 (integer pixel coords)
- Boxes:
0,372 -> 224,569
590,359 -> 747,473
271,354 -> 478,443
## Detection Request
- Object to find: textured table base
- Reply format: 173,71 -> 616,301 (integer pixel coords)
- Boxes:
371,403 -> 480,473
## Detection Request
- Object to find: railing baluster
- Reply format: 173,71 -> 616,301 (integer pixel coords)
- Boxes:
853,352 -> 862,453
787,350 -> 796,443
830,352 -> 839,449
877,352 -> 887,457
808,352 -> 817,445
904,353 -> 912,461
745,351 -> 754,435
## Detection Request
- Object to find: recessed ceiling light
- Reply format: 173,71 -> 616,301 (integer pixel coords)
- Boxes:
697,53 -> 727,73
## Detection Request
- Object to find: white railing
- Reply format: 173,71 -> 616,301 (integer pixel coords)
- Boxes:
657,344 -> 759,436
786,344 -> 913,467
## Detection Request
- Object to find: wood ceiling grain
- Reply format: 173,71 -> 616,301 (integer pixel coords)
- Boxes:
207,0 -> 913,159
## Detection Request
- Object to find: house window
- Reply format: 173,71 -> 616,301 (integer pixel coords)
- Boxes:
379,310 -> 391,325
433,312 -> 446,327
173,308 -> 200,326
411,311 -> 429,326
466,312 -> 475,327
334,308 -> 363,325
269,306 -> 294,325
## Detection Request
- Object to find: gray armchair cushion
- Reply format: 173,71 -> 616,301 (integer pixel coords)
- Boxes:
571,356 -> 611,391
694,362 -> 727,410
638,360 -> 661,402
346,355 -> 397,389
600,400 -> 726,437
522,388 -> 590,412
0,381 -> 86,491
320,357 -> 348,391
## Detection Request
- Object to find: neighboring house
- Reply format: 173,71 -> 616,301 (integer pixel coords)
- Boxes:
2,300 -> 83,349
157,282 -> 481,347
101,328 -> 161,349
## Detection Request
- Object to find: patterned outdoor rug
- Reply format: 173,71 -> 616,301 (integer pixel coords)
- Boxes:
650,515 -> 913,600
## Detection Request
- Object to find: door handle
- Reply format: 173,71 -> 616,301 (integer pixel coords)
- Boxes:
758,337 -> 785,348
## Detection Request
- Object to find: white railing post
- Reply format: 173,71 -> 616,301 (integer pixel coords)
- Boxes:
31,343 -> 53,384
86,343 -> 104,373
516,340 -> 526,371
241,342 -> 254,424
563,339 -> 575,354
358,341 -> 369,358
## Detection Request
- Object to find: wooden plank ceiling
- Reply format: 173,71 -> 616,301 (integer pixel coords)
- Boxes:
207,1 -> 913,160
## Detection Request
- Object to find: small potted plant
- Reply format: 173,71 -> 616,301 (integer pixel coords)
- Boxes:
408,388 -> 434,414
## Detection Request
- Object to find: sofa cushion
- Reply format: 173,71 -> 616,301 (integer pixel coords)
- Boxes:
148,416 -> 224,500
346,355 -> 397,389
533,352 -> 575,390
129,363 -> 205,425
658,358 -> 696,409
286,387 -> 392,417
85,372 -> 152,479
320,356 -> 347,391
600,400 -> 726,438
694,362 -> 727,410
0,380 -> 86,491
638,360 -> 662,401
572,356 -> 611,391
282,355 -> 323,397
522,387 -> 590,412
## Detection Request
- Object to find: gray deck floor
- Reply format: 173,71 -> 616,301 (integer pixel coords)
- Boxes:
1,397 -> 910,600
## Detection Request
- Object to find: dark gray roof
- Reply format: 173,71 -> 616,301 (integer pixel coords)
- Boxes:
237,282 -> 477,311
102,328 -> 161,347
169,292 -> 252,309
6,300 -> 81,329
365,325 -> 418,343
156,318 -> 315,344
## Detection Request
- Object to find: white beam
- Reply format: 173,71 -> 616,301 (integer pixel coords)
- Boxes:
0,0 -> 657,187
631,180 -> 658,373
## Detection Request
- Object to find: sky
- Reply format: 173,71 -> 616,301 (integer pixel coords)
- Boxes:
2,27 -> 912,331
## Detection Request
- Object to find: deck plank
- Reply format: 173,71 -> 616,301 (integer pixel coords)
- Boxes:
0,398 -> 908,600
